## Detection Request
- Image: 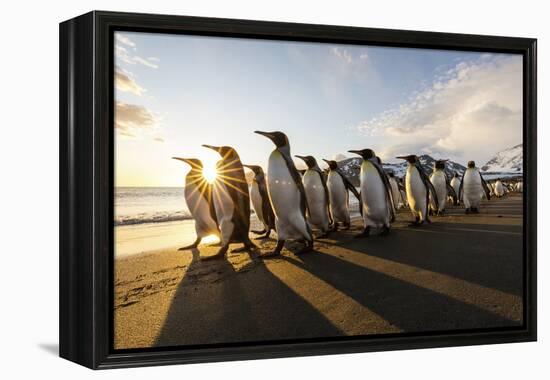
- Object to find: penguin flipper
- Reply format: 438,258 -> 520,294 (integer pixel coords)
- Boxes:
371,160 -> 396,222
416,162 -> 438,218
315,168 -> 333,225
337,169 -> 361,202
479,172 -> 492,200
458,171 -> 466,202
257,176 -> 276,229
281,152 -> 313,240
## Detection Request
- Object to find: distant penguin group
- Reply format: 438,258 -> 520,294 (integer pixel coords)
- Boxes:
173,131 -> 518,259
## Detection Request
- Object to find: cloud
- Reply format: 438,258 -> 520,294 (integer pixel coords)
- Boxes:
357,55 -> 522,163
331,47 -> 353,64
115,66 -> 145,95
115,101 -> 159,137
115,34 -> 136,49
116,45 -> 159,69
330,47 -> 369,65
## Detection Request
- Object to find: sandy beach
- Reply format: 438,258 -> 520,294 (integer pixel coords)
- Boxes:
114,193 -> 523,350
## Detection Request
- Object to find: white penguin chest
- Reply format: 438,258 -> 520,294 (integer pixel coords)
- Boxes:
327,171 -> 347,204
431,171 -> 447,197
185,180 -> 210,218
303,170 -> 326,204
267,151 -> 301,212
463,169 -> 481,194
360,161 -> 386,206
450,177 -> 461,193
430,171 -> 446,191
212,179 -> 234,222
406,166 -> 426,209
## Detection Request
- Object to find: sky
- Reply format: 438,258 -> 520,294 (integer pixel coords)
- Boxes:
114,32 -> 523,187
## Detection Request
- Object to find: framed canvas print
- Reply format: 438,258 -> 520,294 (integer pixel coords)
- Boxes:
59,11 -> 537,369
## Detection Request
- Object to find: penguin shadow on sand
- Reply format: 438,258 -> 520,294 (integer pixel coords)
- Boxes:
281,249 -> 520,332
154,244 -> 342,347
323,211 -> 522,298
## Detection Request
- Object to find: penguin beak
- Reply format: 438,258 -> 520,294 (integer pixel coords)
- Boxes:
322,159 -> 330,164
254,131 -> 274,140
348,150 -> 361,156
172,157 -> 191,165
395,156 -> 408,160
294,155 -> 306,162
202,144 -> 220,153
172,157 -> 201,170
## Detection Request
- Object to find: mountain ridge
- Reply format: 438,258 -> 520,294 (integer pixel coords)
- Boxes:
481,143 -> 523,173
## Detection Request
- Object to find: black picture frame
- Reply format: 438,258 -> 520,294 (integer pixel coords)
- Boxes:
59,10 -> 537,369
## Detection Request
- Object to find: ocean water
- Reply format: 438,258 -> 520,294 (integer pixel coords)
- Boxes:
115,187 -> 191,226
114,186 -> 361,257
115,186 -> 362,227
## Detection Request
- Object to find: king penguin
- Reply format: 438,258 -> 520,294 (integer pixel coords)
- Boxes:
458,161 -> 491,214
172,157 -> 220,250
348,149 -> 395,237
242,164 -> 276,239
396,155 -> 438,225
429,159 -> 457,215
450,172 -> 461,205
322,159 -> 362,230
254,131 -> 313,256
295,155 -> 332,237
201,145 -> 256,259
387,171 -> 404,209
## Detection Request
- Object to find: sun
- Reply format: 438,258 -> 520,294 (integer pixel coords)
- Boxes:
202,159 -> 218,184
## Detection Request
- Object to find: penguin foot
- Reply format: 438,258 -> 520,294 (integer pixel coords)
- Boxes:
354,227 -> 371,238
409,216 -> 423,226
178,238 -> 201,251
252,229 -> 272,240
178,244 -> 198,251
316,231 -> 330,239
296,240 -> 313,255
342,223 -> 350,230
379,226 -> 390,236
465,208 -> 471,214
261,240 -> 285,259
231,240 -> 258,253
472,207 -> 480,214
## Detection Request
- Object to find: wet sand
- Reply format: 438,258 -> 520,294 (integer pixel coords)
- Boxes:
114,193 -> 524,350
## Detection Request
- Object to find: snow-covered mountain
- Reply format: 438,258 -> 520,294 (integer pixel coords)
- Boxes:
481,144 -> 523,173
337,155 -> 466,186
